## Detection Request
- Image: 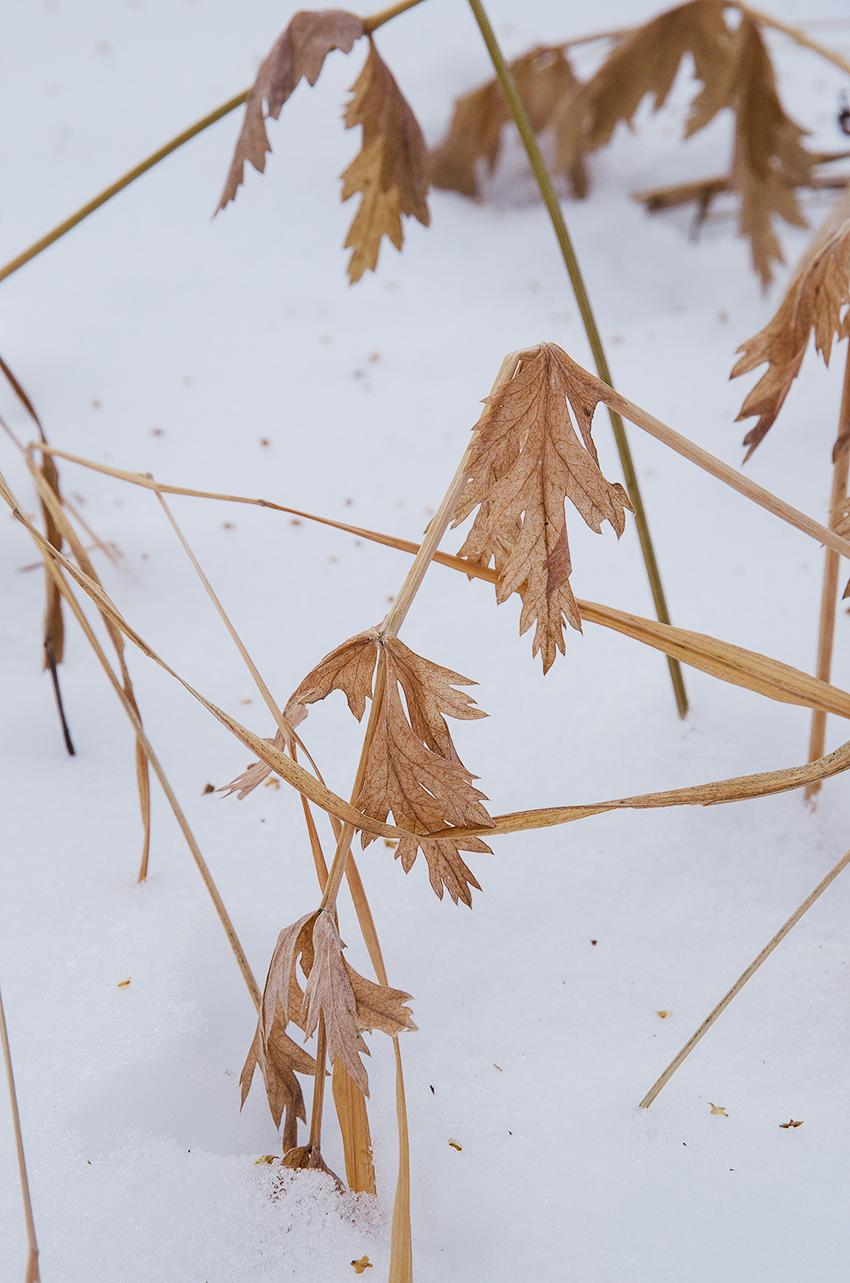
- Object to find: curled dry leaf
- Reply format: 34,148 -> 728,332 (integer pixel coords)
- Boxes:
286,631 -> 493,904
453,343 -> 632,673
217,9 -> 365,210
431,45 -> 584,198
733,187 -> 850,458
245,910 -> 414,1111
341,38 -> 430,283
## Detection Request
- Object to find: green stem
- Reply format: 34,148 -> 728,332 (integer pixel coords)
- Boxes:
465,0 -> 688,718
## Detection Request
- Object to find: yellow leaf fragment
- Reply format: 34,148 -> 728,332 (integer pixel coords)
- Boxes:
253,1154 -> 276,1165
117,978 -> 131,989
218,9 -> 365,208
655,1009 -> 671,1018
351,1259 -> 373,1274
709,1103 -> 728,1116
448,1138 -> 463,1151
453,343 -> 632,672
341,38 -> 430,282
779,1119 -> 804,1128
733,187 -> 850,458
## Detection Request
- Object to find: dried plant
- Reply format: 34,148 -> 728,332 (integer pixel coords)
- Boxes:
6,3 -> 850,1280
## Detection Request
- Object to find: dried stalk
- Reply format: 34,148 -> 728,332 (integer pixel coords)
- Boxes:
640,836 -> 850,1109
36,447 -> 850,717
465,0 -> 688,718
806,346 -> 850,801
0,982 -> 40,1283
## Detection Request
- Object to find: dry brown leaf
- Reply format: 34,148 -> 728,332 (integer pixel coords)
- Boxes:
452,343 -> 632,673
344,960 -> 417,1037
241,911 -> 318,1146
553,0 -> 731,188
341,38 -> 430,283
217,10 -> 364,209
431,45 -> 584,198
301,913 -> 371,1096
729,16 -> 814,289
357,636 -> 493,906
240,1016 -> 316,1151
220,727 -> 287,798
285,630 -> 378,723
732,186 -> 850,458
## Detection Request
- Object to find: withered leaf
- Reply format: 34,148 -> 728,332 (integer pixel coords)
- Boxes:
357,636 -> 493,906
220,727 -> 286,798
733,186 -> 850,457
431,45 -> 583,198
285,630 -> 378,724
553,0 -> 731,188
242,912 -> 318,1147
218,10 -> 365,209
344,960 -> 417,1038
341,38 -> 430,283
452,344 -> 632,673
301,912 -> 372,1096
728,16 -> 814,289
240,1016 -> 316,1151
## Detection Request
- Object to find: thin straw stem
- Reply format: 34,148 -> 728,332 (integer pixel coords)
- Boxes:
0,983 -> 40,1283
465,0 -> 688,718
364,0 -> 428,33
308,1015 -> 329,1152
806,345 -> 850,801
640,838 -> 850,1109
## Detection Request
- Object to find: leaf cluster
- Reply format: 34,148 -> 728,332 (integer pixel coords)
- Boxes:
432,0 -> 818,285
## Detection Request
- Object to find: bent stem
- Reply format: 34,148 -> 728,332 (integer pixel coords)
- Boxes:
640,838 -> 850,1109
1,983 -> 40,1283
464,0 -> 688,718
806,345 -> 850,801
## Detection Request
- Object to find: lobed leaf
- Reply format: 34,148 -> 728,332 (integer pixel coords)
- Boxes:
357,637 -> 494,905
217,9 -> 365,209
341,38 -> 430,282
453,343 -> 632,673
733,186 -> 850,457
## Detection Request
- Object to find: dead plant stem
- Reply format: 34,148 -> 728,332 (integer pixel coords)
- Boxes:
639,837 -> 850,1109
0,983 -> 40,1283
308,1015 -> 329,1152
806,347 -> 850,800
364,0 -> 427,33
465,0 -> 688,718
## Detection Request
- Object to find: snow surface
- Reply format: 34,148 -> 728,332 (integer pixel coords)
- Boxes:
2,1 -> 850,1279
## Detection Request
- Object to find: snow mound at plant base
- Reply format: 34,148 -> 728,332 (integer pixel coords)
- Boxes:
25,1131 -> 386,1282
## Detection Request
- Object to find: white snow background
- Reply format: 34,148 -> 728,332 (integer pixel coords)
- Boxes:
2,0 -> 850,1279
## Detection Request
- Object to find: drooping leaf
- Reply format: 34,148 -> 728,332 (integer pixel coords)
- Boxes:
341,38 -> 430,282
732,187 -> 850,457
218,9 -> 365,209
240,1016 -> 316,1150
728,16 -> 814,288
431,45 -> 584,198
357,636 -> 493,906
453,344 -> 632,673
301,913 -> 371,1096
553,0 -> 731,186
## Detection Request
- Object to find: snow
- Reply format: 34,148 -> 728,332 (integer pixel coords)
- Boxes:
2,0 -> 850,1279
